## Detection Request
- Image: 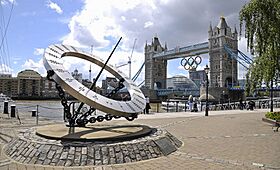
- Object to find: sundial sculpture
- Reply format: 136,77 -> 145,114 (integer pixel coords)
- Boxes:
44,37 -> 146,127
3,38 -> 182,166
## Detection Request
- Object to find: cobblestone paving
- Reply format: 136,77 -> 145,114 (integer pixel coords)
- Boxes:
4,127 -> 182,167
0,109 -> 279,169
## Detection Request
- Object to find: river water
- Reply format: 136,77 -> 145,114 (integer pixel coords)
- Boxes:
0,100 -> 107,121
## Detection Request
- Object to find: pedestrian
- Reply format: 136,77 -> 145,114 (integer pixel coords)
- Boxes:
144,96 -> 151,114
192,97 -> 198,112
189,95 -> 193,111
239,98 -> 243,110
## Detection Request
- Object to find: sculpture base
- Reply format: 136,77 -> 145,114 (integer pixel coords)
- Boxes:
36,124 -> 152,142
4,123 -> 182,166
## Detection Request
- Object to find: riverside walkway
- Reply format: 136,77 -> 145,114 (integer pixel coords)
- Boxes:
0,108 -> 279,170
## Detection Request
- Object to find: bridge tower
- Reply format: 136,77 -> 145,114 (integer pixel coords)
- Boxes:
144,37 -> 167,90
208,16 -> 238,88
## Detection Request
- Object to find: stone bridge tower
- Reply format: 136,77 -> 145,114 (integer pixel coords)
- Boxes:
208,17 -> 238,88
144,37 -> 167,90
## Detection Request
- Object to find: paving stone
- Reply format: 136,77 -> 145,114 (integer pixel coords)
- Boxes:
50,145 -> 58,151
139,150 -> 146,157
146,151 -> 152,159
21,147 -> 29,156
75,147 -> 82,152
124,156 -> 131,163
47,150 -> 55,159
29,157 -> 37,164
95,159 -> 102,166
135,154 -> 142,161
74,152 -> 82,165
60,151 -> 68,160
28,148 -> 37,158
56,146 -> 63,154
102,155 -> 109,165
57,160 -> 66,166
108,147 -> 115,158
67,154 -> 74,162
35,159 -> 43,165
87,146 -> 94,158
51,153 -> 61,164
42,158 -> 51,165
132,145 -> 139,153
82,147 -> 87,155
80,154 -> 87,166
109,157 -> 116,164
65,160 -> 72,166
23,157 -> 31,164
87,157 -> 95,165
114,145 -> 121,152
69,146 -> 75,155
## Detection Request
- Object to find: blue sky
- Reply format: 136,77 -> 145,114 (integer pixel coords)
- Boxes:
1,0 -> 250,85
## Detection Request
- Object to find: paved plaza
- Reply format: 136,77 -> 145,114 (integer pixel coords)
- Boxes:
0,108 -> 279,170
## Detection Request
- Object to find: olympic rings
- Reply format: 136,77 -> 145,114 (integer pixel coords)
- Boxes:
180,56 -> 202,70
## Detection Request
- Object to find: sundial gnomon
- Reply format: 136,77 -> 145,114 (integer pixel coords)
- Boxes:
44,37 -> 146,127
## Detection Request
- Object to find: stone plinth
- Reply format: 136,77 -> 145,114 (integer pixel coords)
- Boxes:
4,123 -> 182,166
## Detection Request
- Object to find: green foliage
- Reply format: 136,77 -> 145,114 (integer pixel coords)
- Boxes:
239,0 -> 280,95
265,111 -> 280,121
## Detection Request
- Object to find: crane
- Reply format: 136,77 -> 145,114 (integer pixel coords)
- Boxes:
116,38 -> 137,79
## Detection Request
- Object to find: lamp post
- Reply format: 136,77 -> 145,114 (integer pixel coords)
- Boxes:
204,65 -> 209,116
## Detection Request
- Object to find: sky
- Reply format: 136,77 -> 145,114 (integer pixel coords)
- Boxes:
0,0 -> 251,86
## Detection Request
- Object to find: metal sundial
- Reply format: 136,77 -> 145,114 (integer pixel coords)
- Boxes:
43,38 -> 146,127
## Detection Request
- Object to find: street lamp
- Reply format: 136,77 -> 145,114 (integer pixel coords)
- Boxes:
204,65 -> 210,116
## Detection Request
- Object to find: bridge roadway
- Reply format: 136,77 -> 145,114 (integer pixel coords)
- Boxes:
153,42 -> 209,60
157,88 -> 200,97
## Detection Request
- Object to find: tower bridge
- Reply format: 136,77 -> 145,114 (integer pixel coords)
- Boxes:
153,42 -> 209,60
144,16 -> 241,101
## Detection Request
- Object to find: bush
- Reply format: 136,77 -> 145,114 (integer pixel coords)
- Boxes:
265,111 -> 280,121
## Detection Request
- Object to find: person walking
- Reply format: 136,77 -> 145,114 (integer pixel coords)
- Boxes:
192,97 -> 198,112
144,96 -> 151,114
188,95 -> 193,111
239,98 -> 244,110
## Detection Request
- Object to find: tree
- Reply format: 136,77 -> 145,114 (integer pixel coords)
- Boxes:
239,0 -> 280,111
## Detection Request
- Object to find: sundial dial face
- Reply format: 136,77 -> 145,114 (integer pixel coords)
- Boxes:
43,44 -> 146,117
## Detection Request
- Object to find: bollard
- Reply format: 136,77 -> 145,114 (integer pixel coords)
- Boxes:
3,101 -> 8,114
10,105 -> 16,117
31,110 -> 36,117
167,101 -> 169,112
156,103 -> 159,113
36,105 -> 39,125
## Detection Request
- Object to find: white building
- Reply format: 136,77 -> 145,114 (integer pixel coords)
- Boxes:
71,69 -> 83,83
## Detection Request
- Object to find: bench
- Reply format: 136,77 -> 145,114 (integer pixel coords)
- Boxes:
262,117 -> 280,132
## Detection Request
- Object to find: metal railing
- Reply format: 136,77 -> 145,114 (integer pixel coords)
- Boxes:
161,98 -> 280,112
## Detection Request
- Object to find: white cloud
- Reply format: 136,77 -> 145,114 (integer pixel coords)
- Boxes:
177,65 -> 185,70
22,59 -> 47,76
47,0 -> 63,14
144,21 -> 154,28
1,0 -> 16,5
61,0 -> 164,48
33,48 -> 45,56
121,16 -> 126,21
0,64 -> 12,74
59,0 -> 251,84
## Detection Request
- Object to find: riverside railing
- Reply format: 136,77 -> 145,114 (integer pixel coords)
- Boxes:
161,98 -> 280,112
1,101 -> 64,125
